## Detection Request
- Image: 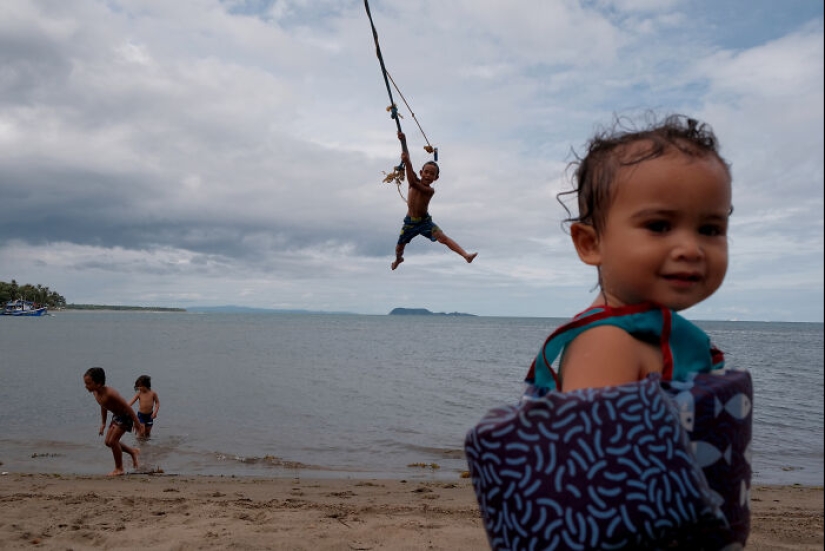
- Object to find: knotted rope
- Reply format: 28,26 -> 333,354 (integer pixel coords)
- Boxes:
364,0 -> 437,202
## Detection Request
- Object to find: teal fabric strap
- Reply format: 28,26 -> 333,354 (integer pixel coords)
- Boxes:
532,303 -> 724,390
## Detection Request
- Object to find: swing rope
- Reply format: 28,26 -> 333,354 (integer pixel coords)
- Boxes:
364,0 -> 403,140
364,0 -> 437,202
386,70 -> 437,158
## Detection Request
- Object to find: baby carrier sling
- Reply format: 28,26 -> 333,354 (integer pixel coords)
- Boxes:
464,303 -> 752,550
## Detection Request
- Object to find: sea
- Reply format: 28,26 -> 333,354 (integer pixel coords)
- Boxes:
0,311 -> 822,486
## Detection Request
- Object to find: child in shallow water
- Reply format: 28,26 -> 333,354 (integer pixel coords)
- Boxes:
129,374 -> 160,440
83,366 -> 144,475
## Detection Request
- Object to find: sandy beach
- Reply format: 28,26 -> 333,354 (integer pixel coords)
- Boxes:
0,473 -> 821,550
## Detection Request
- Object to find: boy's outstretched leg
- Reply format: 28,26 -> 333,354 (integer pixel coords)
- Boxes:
391,244 -> 405,270
436,232 -> 477,264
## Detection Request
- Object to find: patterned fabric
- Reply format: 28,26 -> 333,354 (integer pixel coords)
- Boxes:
111,414 -> 134,432
396,214 -> 441,245
465,304 -> 753,550
663,369 -> 753,545
466,374 -> 741,550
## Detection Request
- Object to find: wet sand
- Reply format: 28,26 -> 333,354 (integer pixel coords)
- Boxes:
0,473 -> 821,550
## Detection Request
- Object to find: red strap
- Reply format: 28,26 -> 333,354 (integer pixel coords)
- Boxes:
659,306 -> 674,380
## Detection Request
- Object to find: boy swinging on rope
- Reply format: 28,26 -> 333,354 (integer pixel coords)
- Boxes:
392,131 -> 477,270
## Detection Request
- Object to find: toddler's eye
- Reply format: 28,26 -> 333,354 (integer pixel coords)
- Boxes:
646,220 -> 670,233
700,224 -> 726,237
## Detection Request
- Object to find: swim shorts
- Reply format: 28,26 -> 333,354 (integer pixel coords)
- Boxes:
397,215 -> 441,245
111,414 -> 134,432
138,411 -> 154,426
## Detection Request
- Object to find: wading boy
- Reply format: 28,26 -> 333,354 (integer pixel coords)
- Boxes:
83,367 -> 143,476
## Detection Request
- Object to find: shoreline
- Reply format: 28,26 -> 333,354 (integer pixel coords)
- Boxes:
1,473 -> 821,550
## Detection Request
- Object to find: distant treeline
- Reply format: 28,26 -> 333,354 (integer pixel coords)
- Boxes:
1,281 -> 183,312
0,280 -> 66,307
66,304 -> 185,312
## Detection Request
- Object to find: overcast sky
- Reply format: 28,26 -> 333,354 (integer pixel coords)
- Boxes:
1,0 -> 822,322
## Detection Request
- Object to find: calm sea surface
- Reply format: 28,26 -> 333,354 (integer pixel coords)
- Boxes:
0,312 -> 821,485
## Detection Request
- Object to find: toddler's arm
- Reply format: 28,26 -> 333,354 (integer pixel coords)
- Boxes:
559,326 -> 657,392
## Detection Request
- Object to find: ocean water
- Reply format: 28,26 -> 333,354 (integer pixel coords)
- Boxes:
0,311 -> 821,485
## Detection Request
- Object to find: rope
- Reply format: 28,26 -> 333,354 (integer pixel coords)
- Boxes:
386,70 -> 437,161
364,0 -> 437,203
364,0 -> 404,147
382,171 -> 407,203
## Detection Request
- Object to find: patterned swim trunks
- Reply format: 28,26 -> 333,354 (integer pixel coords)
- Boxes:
111,414 -> 134,432
397,215 -> 441,245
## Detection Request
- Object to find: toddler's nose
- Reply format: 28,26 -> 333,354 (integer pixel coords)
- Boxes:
673,232 -> 703,260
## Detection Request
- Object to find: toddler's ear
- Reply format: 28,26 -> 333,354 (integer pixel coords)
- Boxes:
570,223 -> 601,266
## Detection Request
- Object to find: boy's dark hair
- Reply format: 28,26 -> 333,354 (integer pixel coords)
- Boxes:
135,374 -> 152,389
559,113 -> 730,233
423,160 -> 440,176
85,367 -> 106,385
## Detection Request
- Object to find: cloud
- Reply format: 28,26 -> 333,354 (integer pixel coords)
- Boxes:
0,0 -> 822,321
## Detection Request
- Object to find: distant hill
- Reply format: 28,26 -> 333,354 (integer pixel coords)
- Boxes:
65,304 -> 185,312
389,307 -> 476,317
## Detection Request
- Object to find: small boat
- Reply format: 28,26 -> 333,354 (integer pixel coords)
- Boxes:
3,299 -> 48,316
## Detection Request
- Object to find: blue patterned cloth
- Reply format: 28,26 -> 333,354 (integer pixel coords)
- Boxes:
465,303 -> 752,550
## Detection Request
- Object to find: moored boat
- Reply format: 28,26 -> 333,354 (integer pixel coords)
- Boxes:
3,299 -> 48,316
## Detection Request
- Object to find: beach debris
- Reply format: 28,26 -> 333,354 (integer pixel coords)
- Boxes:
407,462 -> 440,470
215,453 -> 307,470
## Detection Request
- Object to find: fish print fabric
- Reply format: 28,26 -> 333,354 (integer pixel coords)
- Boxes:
466,373 -> 748,550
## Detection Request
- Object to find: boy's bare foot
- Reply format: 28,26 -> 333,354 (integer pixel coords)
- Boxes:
466,252 -> 478,264
391,257 -> 404,270
108,468 -> 125,477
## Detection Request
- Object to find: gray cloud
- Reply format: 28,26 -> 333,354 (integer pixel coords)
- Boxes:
0,0 -> 821,321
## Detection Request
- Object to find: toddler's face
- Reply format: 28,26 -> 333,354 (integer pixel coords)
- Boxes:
593,149 -> 731,311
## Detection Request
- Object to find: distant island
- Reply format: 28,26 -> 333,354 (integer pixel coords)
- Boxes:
389,308 -> 476,317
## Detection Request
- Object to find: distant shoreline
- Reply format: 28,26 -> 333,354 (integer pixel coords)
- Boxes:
64,304 -> 186,312
60,305 -> 480,316
48,305 -> 822,323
